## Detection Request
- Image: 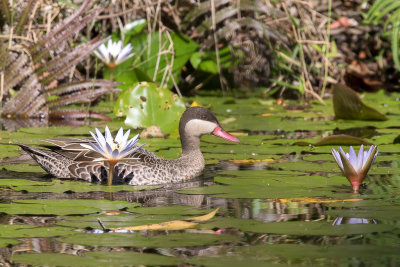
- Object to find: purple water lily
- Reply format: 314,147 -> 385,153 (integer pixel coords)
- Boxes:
81,126 -> 144,185
331,145 -> 378,193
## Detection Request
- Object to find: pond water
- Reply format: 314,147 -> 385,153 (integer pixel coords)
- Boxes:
0,93 -> 399,266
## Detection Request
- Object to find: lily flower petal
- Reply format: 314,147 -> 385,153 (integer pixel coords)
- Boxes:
332,145 -> 378,193
115,127 -> 124,144
331,148 -> 344,171
95,128 -> 107,149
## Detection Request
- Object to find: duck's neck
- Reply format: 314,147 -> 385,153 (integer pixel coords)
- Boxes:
180,133 -> 201,156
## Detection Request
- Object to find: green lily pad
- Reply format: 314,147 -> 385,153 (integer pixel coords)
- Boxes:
0,144 -> 21,158
179,172 -> 350,199
129,205 -> 212,215
0,237 -> 20,248
187,256 -> 280,267
60,232 -> 237,247
0,224 -> 77,238
198,217 -> 394,235
294,134 -> 374,146
0,163 -> 45,173
232,243 -> 400,265
0,179 -> 159,193
114,82 -> 185,135
188,243 -> 400,266
12,251 -> 182,266
0,199 -> 140,215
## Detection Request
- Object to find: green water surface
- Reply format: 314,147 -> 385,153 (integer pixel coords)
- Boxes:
0,93 -> 399,266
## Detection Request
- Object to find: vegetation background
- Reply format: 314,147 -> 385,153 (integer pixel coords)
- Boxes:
0,0 -> 398,130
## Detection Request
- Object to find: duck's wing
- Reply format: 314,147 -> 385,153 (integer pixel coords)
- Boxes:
18,144 -> 76,178
42,138 -> 88,151
68,162 -> 106,182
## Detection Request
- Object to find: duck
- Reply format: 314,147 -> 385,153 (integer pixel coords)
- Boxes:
19,107 -> 240,185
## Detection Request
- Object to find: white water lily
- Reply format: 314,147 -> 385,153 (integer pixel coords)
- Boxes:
331,145 -> 378,193
81,126 -> 144,185
94,39 -> 134,68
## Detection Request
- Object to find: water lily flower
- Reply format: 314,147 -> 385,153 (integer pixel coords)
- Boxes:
94,39 -> 134,68
331,145 -> 378,193
81,126 -> 144,185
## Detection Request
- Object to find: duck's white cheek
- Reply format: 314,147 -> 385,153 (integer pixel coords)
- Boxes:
185,119 -> 217,136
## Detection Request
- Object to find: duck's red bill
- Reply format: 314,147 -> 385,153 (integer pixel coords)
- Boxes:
213,126 -> 240,143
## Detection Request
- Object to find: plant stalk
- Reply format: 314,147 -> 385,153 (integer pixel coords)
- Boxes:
108,161 -> 116,186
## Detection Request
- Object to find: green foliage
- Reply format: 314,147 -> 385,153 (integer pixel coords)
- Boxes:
114,82 -> 185,135
365,0 -> 400,70
190,47 -> 236,74
108,19 -> 199,89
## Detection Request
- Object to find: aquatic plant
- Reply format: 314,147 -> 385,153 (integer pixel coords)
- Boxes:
94,39 -> 135,68
331,145 -> 378,193
81,126 -> 144,185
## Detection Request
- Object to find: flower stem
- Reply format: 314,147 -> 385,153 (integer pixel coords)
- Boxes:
108,162 -> 116,186
352,184 -> 360,194
109,67 -> 114,101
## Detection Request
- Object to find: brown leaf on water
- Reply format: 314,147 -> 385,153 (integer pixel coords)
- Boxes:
185,208 -> 219,222
332,84 -> 387,121
110,220 -> 198,231
107,209 -> 219,232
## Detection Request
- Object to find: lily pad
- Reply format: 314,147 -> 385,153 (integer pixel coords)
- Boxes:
12,252 -> 182,267
114,82 -> 185,135
60,232 -> 237,247
0,237 -> 20,248
129,205 -> 212,215
198,217 -> 395,235
0,163 -> 45,173
294,134 -> 374,146
0,224 -> 77,238
179,172 -> 350,199
0,179 -> 159,193
0,199 -> 140,215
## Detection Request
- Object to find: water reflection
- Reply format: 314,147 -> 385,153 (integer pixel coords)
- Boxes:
332,217 -> 377,225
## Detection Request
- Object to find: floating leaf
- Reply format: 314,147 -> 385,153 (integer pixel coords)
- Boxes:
107,209 -> 218,231
294,134 -> 374,146
114,82 -> 185,135
109,220 -> 197,231
60,232 -> 238,247
198,217 -> 395,236
12,252 -> 182,267
0,179 -> 159,193
0,238 -> 20,248
0,199 -> 140,215
0,225 -> 77,238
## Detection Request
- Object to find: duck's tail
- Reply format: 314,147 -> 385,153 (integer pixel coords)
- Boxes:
18,144 -> 72,178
